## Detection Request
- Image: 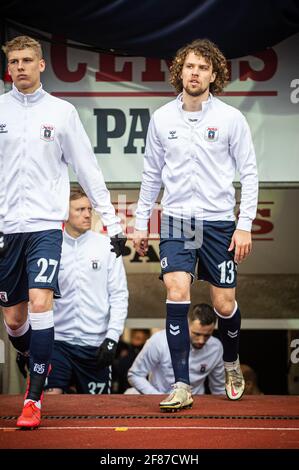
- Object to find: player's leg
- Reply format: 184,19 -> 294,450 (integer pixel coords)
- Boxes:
164,271 -> 191,384
2,302 -> 31,358
210,286 -> 238,359
0,234 -> 32,376
16,287 -> 55,428
25,287 -> 54,397
210,285 -> 244,399
197,220 -> 244,400
17,229 -> 62,428
2,303 -> 31,379
158,216 -> 196,411
159,271 -> 193,411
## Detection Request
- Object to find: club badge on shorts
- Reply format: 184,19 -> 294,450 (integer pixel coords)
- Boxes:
204,126 -> 219,142
40,124 -> 55,141
0,291 -> 8,302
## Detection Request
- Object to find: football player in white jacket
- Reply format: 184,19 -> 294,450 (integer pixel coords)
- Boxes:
133,39 -> 258,411
128,304 -> 224,397
45,186 -> 128,395
0,151 -> 6,255
0,36 -> 126,428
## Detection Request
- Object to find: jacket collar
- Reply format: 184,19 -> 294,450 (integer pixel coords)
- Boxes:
11,83 -> 46,104
63,228 -> 90,246
176,92 -> 213,111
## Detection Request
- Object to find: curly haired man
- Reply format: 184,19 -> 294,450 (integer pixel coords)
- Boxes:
133,39 -> 258,411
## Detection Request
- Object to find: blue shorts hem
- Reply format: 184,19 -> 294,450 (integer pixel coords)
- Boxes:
198,275 -> 237,288
27,285 -> 61,298
159,268 -> 195,283
0,296 -> 28,308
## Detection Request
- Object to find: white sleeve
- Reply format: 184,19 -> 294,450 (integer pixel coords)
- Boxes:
208,345 -> 225,395
229,114 -> 258,232
61,107 -> 122,236
127,336 -> 161,394
134,115 -> 164,231
0,154 -> 7,232
106,250 -> 129,343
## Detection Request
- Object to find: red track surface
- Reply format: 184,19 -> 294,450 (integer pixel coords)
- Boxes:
0,395 -> 299,449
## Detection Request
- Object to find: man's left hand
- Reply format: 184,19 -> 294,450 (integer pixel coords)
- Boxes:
96,338 -> 118,369
110,232 -> 127,257
228,229 -> 252,263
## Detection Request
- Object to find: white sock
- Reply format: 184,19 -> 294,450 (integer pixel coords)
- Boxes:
24,399 -> 41,409
224,356 -> 240,370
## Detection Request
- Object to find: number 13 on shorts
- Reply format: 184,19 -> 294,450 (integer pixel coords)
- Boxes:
218,260 -> 235,284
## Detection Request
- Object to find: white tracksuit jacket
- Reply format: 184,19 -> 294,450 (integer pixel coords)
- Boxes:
135,94 -> 258,232
0,84 -> 121,236
128,329 -> 225,394
0,151 -> 5,232
53,230 -> 128,347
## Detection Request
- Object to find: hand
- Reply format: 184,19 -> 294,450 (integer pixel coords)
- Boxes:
96,338 -> 118,369
132,229 -> 149,256
110,232 -> 127,257
16,352 -> 30,379
0,232 -> 8,257
228,229 -> 252,263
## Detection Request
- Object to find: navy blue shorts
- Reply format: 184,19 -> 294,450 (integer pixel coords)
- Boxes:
45,340 -> 111,394
159,216 -> 237,288
0,230 -> 62,307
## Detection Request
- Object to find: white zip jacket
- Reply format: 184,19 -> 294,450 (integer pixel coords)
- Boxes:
128,329 -> 225,395
53,230 -> 128,347
0,152 -> 5,232
135,94 -> 258,232
0,84 -> 121,236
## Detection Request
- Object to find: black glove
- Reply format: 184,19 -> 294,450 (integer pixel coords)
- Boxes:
110,232 -> 127,258
96,338 -> 118,369
0,232 -> 8,257
16,352 -> 30,379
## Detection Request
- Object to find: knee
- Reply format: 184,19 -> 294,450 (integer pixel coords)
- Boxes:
4,318 -> 24,330
165,278 -> 189,302
30,300 -> 49,312
29,291 -> 53,313
164,272 -> 191,302
167,289 -> 189,302
213,298 -> 236,317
